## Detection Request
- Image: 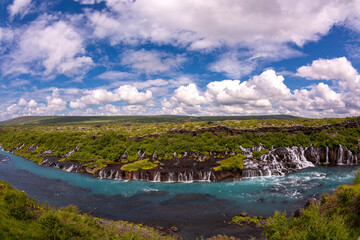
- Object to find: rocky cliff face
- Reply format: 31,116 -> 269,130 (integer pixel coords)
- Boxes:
39,144 -> 360,182
241,144 -> 359,178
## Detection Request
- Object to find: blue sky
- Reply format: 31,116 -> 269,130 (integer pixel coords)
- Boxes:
1,0 -> 360,120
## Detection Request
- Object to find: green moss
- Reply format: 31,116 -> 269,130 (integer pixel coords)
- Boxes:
214,154 -> 245,172
232,216 -> 260,224
121,159 -> 158,172
253,149 -> 269,158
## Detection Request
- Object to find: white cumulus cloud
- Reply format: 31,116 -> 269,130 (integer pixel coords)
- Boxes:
87,0 -> 360,49
8,0 -> 32,19
296,57 -> 360,92
69,85 -> 153,109
121,49 -> 186,74
2,16 -> 93,77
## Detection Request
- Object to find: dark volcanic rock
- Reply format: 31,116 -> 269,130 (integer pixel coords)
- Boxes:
239,211 -> 248,217
304,199 -> 320,208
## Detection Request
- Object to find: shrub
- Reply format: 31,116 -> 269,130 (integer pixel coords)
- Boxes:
320,192 -> 329,205
3,191 -> 36,220
253,149 -> 269,159
39,213 -> 65,239
338,186 -> 355,206
352,169 -> 360,185
263,211 -> 289,240
214,154 -> 245,172
121,159 -> 158,172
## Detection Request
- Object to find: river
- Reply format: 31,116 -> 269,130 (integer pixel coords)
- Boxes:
0,148 -> 357,239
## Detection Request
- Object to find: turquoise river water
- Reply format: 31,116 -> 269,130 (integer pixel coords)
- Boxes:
0,148 -> 358,239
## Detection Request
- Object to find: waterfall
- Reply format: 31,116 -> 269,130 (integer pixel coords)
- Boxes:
28,144 -> 35,151
188,172 -> 193,182
252,143 -> 265,152
99,168 -> 105,179
254,146 -> 315,177
345,147 -> 353,165
286,146 -> 314,169
153,172 -> 161,182
132,172 -> 138,180
325,146 -> 329,164
178,172 -> 183,182
121,151 -> 128,159
167,172 -> 175,182
243,169 -> 267,178
177,172 -> 193,182
114,170 -> 121,180
264,166 -> 271,177
109,169 -> 115,179
239,145 -> 253,158
40,159 -> 49,165
338,144 -> 344,165
198,171 -> 210,181
65,165 -> 74,172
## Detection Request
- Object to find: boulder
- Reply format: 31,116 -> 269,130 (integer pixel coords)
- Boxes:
170,226 -> 179,232
293,208 -> 304,217
304,199 -> 320,208
239,211 -> 247,217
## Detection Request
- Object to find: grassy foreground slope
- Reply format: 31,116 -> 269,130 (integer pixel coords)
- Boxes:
0,181 -> 175,240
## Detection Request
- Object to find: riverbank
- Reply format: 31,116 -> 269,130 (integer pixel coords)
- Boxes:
1,117 -> 360,183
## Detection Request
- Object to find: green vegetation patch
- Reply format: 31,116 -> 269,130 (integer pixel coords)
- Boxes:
0,180 -> 175,240
232,216 -> 261,224
0,116 -> 359,171
253,149 -> 269,159
214,154 -> 245,172
263,169 -> 360,240
121,159 -> 158,172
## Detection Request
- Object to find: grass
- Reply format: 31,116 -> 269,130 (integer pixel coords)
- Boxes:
214,154 -> 245,172
232,216 -> 261,224
253,149 -> 269,158
121,159 -> 158,172
0,180 -> 176,240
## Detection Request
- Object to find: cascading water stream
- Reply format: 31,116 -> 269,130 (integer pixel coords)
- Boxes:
338,144 -> 344,165
326,146 -> 329,164
153,172 -> 161,182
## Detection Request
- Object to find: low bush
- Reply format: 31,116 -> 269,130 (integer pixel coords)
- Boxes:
214,154 -> 245,172
121,159 -> 158,172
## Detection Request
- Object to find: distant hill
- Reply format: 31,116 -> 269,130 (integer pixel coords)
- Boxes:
0,115 -> 300,126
